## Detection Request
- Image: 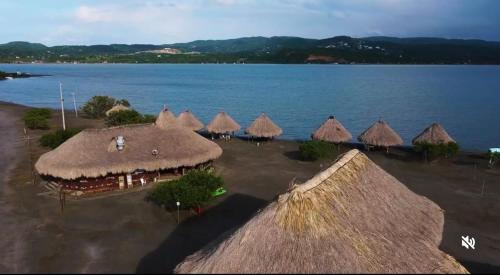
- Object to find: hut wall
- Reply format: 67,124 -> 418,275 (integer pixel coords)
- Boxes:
51,161 -> 213,193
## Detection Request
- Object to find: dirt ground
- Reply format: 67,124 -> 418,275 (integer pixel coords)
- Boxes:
1,101 -> 499,273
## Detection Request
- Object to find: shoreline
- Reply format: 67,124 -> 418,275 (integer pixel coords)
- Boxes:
0,100 -> 492,155
3,62 -> 500,66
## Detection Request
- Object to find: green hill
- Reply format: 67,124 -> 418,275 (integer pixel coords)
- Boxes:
1,36 -> 500,64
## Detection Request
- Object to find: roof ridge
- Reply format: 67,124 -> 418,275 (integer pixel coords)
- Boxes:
292,149 -> 361,194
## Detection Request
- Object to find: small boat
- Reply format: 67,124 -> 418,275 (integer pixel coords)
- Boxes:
5,76 -> 13,80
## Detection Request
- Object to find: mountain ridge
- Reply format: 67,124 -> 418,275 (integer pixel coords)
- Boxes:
2,35 -> 500,64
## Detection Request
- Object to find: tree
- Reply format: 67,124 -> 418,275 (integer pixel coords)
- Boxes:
81,96 -> 116,118
105,109 -> 157,126
39,128 -> 81,149
147,170 -> 224,211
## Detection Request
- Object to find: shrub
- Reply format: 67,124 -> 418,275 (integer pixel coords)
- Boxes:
414,142 -> 460,159
105,109 -> 156,126
39,128 -> 81,149
299,140 -> 337,161
489,151 -> 500,168
147,169 -> 224,210
23,108 -> 52,129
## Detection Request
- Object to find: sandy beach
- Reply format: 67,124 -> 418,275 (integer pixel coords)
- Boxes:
0,101 -> 499,273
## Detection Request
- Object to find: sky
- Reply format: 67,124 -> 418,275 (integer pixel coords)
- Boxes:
1,0 -> 500,45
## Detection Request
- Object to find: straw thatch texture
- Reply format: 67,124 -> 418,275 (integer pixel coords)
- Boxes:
35,124 -> 222,180
175,149 -> 468,274
358,120 -> 403,147
105,104 -> 131,116
412,123 -> 455,145
312,116 -> 352,143
206,111 -> 241,134
177,110 -> 204,131
245,113 -> 282,138
156,108 -> 178,129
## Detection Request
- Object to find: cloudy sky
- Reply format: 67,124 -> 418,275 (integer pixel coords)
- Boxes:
1,0 -> 500,45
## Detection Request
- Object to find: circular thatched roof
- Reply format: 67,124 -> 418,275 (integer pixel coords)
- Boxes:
312,116 -> 352,143
206,111 -> 241,134
35,124 -> 222,180
175,150 -> 468,274
358,120 -> 403,147
245,113 -> 282,138
105,104 -> 131,116
155,108 -> 178,129
412,123 -> 455,145
177,110 -> 204,131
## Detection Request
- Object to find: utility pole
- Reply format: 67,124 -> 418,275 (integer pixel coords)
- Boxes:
72,92 -> 78,118
59,82 -> 66,130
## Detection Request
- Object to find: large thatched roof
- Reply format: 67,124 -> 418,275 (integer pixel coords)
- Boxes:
35,124 -> 222,180
412,123 -> 455,145
245,113 -> 282,138
206,111 -> 241,134
105,104 -> 131,116
312,116 -> 352,143
177,110 -> 204,131
175,149 -> 467,274
155,108 -> 178,129
358,120 -> 403,147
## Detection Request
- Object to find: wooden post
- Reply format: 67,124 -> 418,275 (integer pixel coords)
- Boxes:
72,92 -> 78,117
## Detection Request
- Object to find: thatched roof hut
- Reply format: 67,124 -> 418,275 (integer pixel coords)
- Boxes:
105,104 -> 131,116
358,120 -> 403,147
312,116 -> 352,143
175,149 -> 468,274
155,108 -> 178,129
177,110 -> 204,131
206,111 -> 241,134
245,113 -> 282,138
35,124 -> 222,180
412,123 -> 455,145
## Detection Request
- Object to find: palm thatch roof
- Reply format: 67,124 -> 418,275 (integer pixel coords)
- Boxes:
177,110 -> 204,131
206,111 -> 241,134
155,108 -> 178,129
245,113 -> 282,138
312,116 -> 352,143
105,104 -> 131,116
35,124 -> 222,180
175,149 -> 467,274
358,120 -> 403,147
412,123 -> 455,145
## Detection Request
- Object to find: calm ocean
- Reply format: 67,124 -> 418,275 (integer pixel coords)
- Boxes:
1,64 -> 499,151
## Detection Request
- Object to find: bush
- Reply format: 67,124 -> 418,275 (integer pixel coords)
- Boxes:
116,99 -> 130,107
105,109 -> 157,126
147,169 -> 224,210
81,96 -> 116,118
414,142 -> 460,159
39,128 -> 81,149
489,151 -> 500,168
299,140 -> 337,161
23,108 -> 52,129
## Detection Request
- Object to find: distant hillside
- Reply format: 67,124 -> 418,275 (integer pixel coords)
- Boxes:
2,36 -> 500,64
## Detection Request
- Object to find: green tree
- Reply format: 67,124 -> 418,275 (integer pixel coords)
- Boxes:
147,170 -> 224,210
105,109 -> 156,126
39,128 -> 81,149
81,96 -> 116,118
